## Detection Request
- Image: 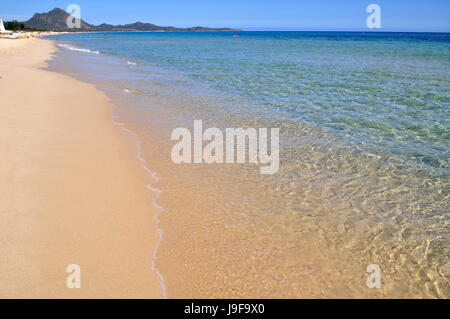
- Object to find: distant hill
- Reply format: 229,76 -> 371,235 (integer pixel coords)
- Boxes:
24,8 -> 239,32
24,8 -> 95,31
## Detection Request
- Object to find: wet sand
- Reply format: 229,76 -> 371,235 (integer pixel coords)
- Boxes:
0,38 -> 162,298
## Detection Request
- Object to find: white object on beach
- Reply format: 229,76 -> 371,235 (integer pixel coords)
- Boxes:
0,18 -> 13,34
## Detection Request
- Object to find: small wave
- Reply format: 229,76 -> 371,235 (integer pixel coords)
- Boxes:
110,118 -> 167,298
123,88 -> 140,94
125,60 -> 138,66
57,43 -> 100,55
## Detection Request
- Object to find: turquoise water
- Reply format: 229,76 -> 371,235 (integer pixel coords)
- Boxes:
47,32 -> 450,298
50,32 -> 449,173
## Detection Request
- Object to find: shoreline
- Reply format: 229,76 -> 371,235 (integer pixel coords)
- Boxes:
110,120 -> 167,298
0,37 -> 163,298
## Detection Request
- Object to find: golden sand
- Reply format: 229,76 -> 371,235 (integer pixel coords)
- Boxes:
0,38 -> 162,298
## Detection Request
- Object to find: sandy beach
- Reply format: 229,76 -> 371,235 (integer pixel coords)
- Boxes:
1,30 -> 448,299
0,37 -> 162,298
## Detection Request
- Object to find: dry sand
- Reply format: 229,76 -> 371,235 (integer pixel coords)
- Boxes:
0,38 -> 162,298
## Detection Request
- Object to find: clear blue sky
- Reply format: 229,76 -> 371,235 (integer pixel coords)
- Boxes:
1,0 -> 449,32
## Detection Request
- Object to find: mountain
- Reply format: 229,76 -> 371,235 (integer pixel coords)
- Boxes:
24,8 -> 238,32
25,8 -> 95,31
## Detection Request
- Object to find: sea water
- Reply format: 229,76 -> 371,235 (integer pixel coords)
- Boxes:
47,31 -> 449,298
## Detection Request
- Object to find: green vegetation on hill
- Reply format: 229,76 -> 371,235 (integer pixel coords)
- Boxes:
5,20 -> 25,31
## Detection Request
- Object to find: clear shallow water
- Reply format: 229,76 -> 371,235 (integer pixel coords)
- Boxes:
47,32 -> 449,298
50,32 -> 450,172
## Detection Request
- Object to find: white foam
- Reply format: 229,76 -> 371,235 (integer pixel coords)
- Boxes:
57,43 -> 100,55
111,117 -> 168,298
125,60 -> 137,66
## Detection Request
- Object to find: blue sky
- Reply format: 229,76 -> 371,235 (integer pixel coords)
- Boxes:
1,0 -> 449,32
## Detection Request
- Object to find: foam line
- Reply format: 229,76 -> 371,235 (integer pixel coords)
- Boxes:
111,118 -> 167,299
